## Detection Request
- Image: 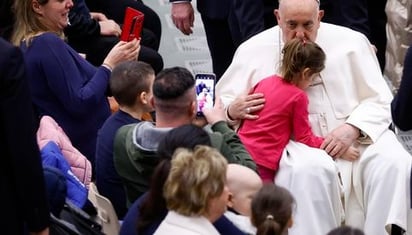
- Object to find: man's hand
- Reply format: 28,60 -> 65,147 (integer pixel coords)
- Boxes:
90,12 -> 108,21
203,97 -> 226,125
320,123 -> 360,158
227,93 -> 265,121
99,20 -> 122,37
171,2 -> 194,35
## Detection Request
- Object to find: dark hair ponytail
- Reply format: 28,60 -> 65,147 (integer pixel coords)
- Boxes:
256,214 -> 283,235
252,184 -> 295,235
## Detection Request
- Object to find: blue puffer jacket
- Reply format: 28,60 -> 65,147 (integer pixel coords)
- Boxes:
40,141 -> 88,208
43,166 -> 67,216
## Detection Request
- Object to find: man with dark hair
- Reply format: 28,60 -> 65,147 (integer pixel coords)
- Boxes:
95,61 -> 155,219
113,66 -> 256,206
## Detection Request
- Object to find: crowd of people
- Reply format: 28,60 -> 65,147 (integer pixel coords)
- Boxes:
1,0 -> 411,234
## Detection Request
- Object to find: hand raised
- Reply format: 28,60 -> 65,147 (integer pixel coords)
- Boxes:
171,2 -> 194,35
203,97 -> 226,125
103,38 -> 141,68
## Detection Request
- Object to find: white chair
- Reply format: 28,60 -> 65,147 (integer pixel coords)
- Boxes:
88,182 -> 120,235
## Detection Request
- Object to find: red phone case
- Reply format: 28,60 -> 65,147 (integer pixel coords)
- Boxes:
120,7 -> 144,42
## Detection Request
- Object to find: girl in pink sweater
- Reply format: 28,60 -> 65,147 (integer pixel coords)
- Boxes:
238,38 -> 359,182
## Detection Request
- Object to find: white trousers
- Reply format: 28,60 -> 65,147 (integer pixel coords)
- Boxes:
343,130 -> 412,234
276,131 -> 412,235
276,141 -> 343,235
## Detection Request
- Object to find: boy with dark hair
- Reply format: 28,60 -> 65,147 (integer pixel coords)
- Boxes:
95,61 -> 155,219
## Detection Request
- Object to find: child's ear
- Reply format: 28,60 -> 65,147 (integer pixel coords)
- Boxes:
139,91 -> 148,105
227,192 -> 234,208
302,68 -> 312,80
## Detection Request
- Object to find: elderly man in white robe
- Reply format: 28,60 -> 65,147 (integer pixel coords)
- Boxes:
216,0 -> 412,234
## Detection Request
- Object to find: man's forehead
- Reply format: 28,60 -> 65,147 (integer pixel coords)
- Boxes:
280,0 -> 319,5
285,19 -> 314,24
280,5 -> 319,23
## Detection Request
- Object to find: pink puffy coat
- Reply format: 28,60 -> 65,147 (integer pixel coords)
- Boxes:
37,115 -> 92,188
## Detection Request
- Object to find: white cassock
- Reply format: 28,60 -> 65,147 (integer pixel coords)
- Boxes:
216,22 -> 412,235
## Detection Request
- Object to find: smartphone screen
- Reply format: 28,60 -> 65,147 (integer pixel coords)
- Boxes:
120,7 -> 144,42
195,73 -> 216,116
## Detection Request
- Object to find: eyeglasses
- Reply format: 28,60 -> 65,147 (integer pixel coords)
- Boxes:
310,73 -> 323,86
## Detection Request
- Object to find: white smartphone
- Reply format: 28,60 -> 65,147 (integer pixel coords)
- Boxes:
195,73 -> 216,116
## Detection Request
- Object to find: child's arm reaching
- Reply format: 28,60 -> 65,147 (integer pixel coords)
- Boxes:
339,146 -> 360,161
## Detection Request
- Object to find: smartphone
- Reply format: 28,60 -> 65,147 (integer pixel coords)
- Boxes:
195,73 -> 216,116
120,7 -> 144,42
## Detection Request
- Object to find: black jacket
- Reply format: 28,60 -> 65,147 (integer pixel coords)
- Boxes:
0,38 -> 50,234
0,0 -> 14,41
65,0 -> 101,39
391,46 -> 412,131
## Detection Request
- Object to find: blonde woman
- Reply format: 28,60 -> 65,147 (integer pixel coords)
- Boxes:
155,146 -> 230,235
11,0 -> 139,167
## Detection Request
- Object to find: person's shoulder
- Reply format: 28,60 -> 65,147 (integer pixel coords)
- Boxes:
0,37 -> 15,52
28,32 -> 67,53
253,74 -> 285,91
115,122 -> 140,139
237,26 -> 279,51
318,23 -> 368,45
0,38 -> 22,61
215,213 -> 249,235
0,38 -> 25,94
256,74 -> 278,85
114,121 -> 155,148
113,122 -> 140,150
101,111 -> 140,131
34,32 -> 64,43
113,122 -> 143,164
320,22 -> 361,34
0,38 -> 23,69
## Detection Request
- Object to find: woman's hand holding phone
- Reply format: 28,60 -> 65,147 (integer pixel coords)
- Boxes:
103,38 -> 141,69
